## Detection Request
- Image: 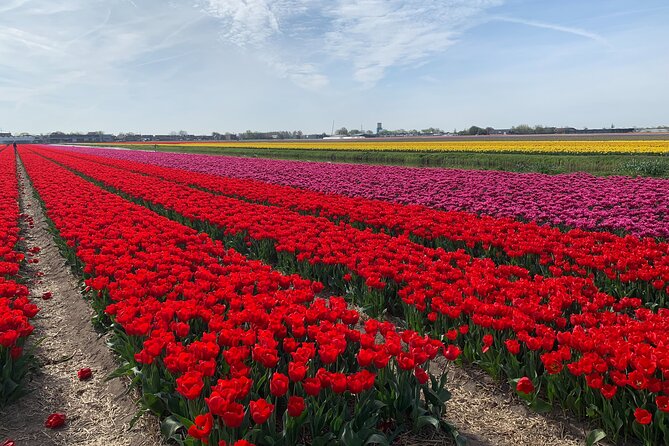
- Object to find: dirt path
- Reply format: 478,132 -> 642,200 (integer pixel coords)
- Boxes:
398,359 -> 596,446
0,159 -> 162,446
444,362 -> 594,446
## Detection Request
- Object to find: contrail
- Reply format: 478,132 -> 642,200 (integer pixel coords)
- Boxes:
493,16 -> 611,47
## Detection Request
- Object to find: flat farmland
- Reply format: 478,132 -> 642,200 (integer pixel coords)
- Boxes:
2,143 -> 667,446
91,137 -> 669,177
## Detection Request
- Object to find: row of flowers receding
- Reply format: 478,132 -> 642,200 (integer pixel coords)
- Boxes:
62,144 -> 669,239
19,149 -> 455,446
45,146 -> 669,305
29,145 -> 669,444
0,148 -> 37,407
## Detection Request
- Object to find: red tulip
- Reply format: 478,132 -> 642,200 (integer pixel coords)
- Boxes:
516,377 -> 535,394
249,398 -> 274,424
287,396 -> 305,417
634,408 -> 652,425
270,373 -> 289,397
187,413 -> 213,443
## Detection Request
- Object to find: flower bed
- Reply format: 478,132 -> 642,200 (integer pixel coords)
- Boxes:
0,148 -> 36,407
64,145 -> 669,238
30,145 -> 669,444
20,149 -> 452,446
43,146 -> 669,304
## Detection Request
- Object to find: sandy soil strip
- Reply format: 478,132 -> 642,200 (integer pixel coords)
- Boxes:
443,361 -> 595,446
0,159 -> 162,446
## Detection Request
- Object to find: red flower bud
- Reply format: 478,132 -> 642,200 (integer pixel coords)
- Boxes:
270,372 -> 289,397
287,396 -> 305,417
249,398 -> 274,424
516,377 -> 535,394
77,367 -> 93,381
634,408 -> 652,425
45,413 -> 66,429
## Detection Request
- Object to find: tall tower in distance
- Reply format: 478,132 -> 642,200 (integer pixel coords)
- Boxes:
376,122 -> 382,134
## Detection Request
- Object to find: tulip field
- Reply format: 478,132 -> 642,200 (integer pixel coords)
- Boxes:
108,139 -> 669,154
2,143 -> 669,445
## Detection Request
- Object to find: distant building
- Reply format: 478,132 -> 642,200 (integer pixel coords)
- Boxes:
376,122 -> 383,134
0,133 -> 36,143
47,132 -> 114,144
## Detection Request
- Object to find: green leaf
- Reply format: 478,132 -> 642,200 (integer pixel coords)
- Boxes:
529,398 -> 552,414
365,433 -> 389,445
142,392 -> 166,415
160,416 -> 185,440
312,434 -> 336,446
452,430 -> 468,446
585,429 -> 606,446
416,415 -> 439,430
105,362 -> 133,381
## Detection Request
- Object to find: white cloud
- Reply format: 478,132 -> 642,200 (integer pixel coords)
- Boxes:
0,0 -> 211,106
323,0 -> 502,86
199,0 -> 503,88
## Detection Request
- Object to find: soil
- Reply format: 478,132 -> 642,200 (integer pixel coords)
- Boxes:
443,361 -> 595,446
0,159 -> 162,446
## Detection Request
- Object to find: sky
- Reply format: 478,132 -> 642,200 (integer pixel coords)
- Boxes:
0,0 -> 668,134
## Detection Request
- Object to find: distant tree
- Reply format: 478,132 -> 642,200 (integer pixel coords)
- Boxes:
467,126 -> 487,135
335,127 -> 349,136
510,124 -> 533,134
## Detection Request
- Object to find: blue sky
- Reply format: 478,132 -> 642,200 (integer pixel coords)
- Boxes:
0,0 -> 667,134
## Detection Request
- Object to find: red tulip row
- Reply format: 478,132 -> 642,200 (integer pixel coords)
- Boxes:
0,148 -> 36,407
38,145 -> 669,304
19,149 -> 453,446
27,146 -> 669,443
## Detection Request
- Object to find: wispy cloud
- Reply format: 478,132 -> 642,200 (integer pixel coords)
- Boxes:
199,0 -> 503,89
1,0 -> 667,134
0,0 -> 211,106
492,16 -> 611,47
323,0 -> 502,86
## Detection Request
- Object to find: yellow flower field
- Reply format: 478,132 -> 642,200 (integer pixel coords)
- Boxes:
114,139 -> 669,154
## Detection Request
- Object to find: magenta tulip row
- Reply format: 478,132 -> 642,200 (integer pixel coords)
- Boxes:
63,146 -> 669,239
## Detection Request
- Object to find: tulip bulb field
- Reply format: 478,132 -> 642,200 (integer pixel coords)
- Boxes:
2,143 -> 669,446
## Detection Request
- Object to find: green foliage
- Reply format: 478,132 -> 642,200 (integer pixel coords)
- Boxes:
622,158 -> 668,177
109,144 -> 669,178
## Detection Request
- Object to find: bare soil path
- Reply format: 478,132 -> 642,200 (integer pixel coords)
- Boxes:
444,362 -> 593,446
0,159 -> 161,446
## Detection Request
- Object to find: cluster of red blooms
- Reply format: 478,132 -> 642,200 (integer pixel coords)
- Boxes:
39,146 -> 669,298
26,146 -> 669,441
20,150 -> 449,445
0,148 -> 36,397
